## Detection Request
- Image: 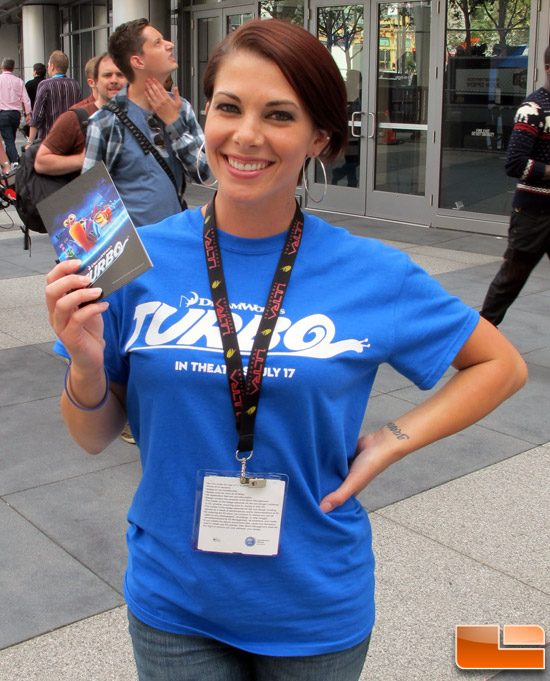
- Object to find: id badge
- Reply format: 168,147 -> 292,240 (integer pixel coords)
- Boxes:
192,470 -> 288,556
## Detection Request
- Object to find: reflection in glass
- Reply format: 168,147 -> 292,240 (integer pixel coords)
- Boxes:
375,2 -> 430,195
197,17 -> 221,130
439,0 -> 530,214
226,13 -> 254,35
316,6 -> 365,188
375,131 -> 427,194
72,33 -> 81,84
260,0 -> 304,25
80,4 -> 93,29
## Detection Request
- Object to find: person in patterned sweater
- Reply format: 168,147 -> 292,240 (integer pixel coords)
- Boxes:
481,45 -> 550,326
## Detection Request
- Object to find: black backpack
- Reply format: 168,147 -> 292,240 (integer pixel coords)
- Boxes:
15,108 -> 89,247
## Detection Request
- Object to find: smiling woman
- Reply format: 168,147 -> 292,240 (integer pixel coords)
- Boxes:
45,17 -> 527,681
201,20 -> 348,236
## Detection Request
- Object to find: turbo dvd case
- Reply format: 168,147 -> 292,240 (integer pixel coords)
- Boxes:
37,162 -> 152,299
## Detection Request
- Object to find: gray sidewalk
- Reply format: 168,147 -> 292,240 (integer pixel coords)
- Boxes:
0,185 -> 548,680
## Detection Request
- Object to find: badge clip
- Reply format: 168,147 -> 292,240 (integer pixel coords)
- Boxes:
237,450 -> 266,487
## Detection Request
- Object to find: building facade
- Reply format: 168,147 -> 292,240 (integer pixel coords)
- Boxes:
1,0 -> 549,235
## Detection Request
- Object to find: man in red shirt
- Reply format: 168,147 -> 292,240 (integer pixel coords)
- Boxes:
34,54 -> 125,176
71,57 -> 99,109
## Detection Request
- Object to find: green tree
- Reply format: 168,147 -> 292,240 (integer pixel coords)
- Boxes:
479,0 -> 530,53
448,0 -> 484,54
317,6 -> 364,71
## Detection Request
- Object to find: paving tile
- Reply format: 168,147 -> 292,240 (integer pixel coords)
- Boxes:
389,363 -> 550,447
405,253 -> 485,276
406,244 -> 501,267
479,363 -> 550,445
0,304 -> 55,345
338,218 -> 462,247
0,607 -> 137,681
0,238 -> 54,276
0,260 -> 36,280
523,346 -> 550,369
434,233 -> 507,257
358,393 -> 530,511
0,330 -> 25,350
0,395 -> 139,496
371,362 -> 416,395
0,221 -> 21,237
0,502 -> 123,649
361,513 -> 550,681
0,225 -> 21,238
0,234 -> 50,256
0,274 -> 45,309
5,462 -> 141,592
376,445 -> 550,593
496,310 -> 550,355
513,289 -> 550,317
33,340 -> 59,357
0,344 -> 66,407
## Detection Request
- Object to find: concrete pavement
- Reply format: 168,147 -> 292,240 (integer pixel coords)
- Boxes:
0,183 -> 548,680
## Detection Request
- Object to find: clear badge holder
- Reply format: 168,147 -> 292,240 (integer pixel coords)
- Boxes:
192,467 -> 288,556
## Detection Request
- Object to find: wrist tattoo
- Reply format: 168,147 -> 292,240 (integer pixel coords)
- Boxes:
386,422 -> 410,440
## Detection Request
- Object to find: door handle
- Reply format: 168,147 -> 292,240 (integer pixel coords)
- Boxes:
367,112 -> 375,139
351,111 -> 364,138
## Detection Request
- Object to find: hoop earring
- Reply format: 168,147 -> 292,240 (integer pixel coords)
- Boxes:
196,141 -> 218,188
302,156 -> 327,203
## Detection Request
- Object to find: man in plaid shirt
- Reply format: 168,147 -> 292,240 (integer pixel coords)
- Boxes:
83,18 -> 208,227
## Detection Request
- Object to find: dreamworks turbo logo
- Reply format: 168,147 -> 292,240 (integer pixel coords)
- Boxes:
123,293 -> 372,359
86,238 -> 129,284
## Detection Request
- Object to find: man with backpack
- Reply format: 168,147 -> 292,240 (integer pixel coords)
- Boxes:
35,54 -> 126,176
82,18 -> 209,227
14,54 -> 125,237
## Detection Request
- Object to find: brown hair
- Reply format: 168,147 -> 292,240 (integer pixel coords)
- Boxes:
93,52 -> 111,81
203,19 -> 348,161
108,18 -> 149,83
84,56 -> 98,81
48,51 -> 69,74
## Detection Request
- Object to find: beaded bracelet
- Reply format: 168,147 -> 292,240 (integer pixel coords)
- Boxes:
64,362 -> 110,411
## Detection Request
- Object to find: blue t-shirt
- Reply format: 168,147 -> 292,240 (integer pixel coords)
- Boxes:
96,207 -> 478,655
111,100 -> 183,227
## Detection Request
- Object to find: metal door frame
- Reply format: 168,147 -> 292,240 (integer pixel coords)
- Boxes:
191,5 -> 257,126
308,0 -> 371,214
364,0 -> 440,225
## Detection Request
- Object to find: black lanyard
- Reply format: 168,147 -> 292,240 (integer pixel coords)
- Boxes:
203,194 -> 304,456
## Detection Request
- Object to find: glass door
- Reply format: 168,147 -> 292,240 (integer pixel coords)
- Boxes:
366,0 -> 435,223
224,8 -> 255,34
310,0 -> 435,223
193,7 -> 256,130
310,1 -> 369,214
193,10 -> 221,131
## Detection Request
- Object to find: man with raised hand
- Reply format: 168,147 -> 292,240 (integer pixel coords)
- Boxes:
82,18 -> 208,227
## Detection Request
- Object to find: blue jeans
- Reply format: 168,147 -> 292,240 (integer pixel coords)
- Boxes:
128,609 -> 371,681
0,110 -> 21,163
